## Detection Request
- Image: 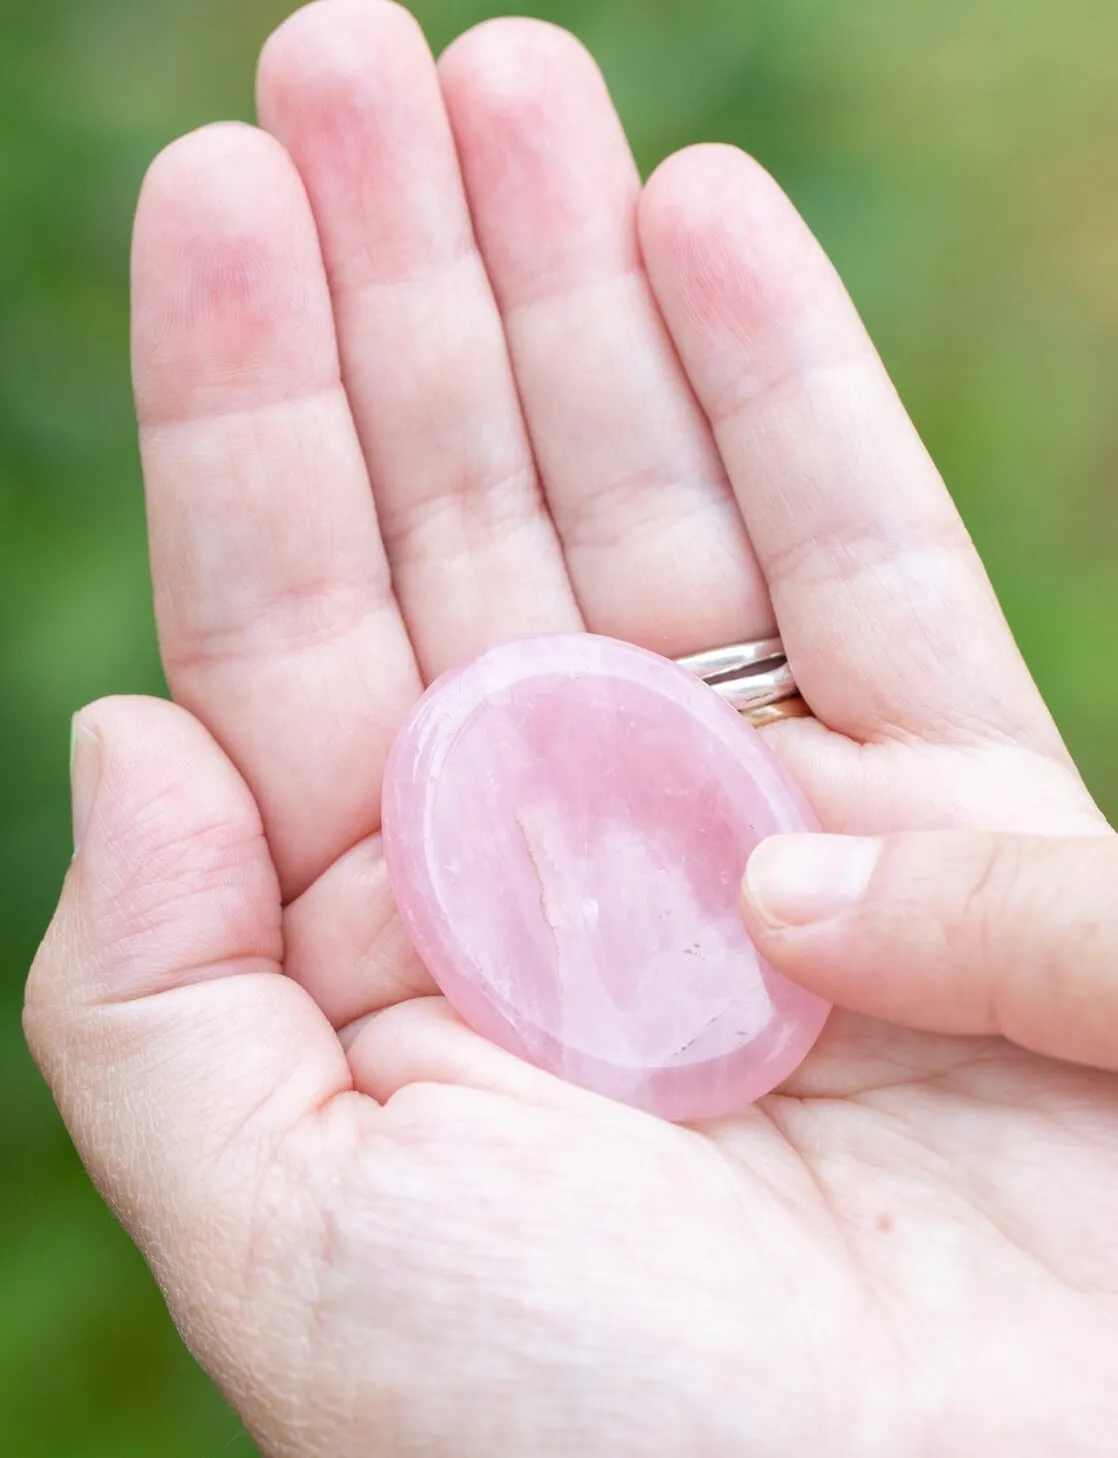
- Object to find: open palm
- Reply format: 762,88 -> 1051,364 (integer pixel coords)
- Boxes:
28,6 -> 1118,1455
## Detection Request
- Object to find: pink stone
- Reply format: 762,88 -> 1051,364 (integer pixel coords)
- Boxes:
382,635 -> 830,1122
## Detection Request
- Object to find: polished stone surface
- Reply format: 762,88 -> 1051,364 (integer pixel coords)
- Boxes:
382,635 -> 831,1121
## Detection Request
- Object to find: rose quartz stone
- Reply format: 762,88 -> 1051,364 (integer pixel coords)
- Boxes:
382,635 -> 830,1122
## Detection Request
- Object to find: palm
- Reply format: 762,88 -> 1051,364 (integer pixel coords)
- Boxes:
61,5 -> 1118,1454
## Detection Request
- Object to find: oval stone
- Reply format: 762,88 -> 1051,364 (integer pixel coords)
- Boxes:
382,634 -> 830,1122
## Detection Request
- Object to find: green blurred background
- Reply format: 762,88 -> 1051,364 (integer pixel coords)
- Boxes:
2,0 -> 1116,1451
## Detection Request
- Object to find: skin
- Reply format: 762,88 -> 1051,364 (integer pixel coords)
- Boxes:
25,5 -> 1118,1455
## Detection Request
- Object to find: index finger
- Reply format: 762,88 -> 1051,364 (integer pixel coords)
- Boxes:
133,123 -> 421,900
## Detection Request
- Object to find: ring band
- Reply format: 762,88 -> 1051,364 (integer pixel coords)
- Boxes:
675,638 -> 785,680
676,636 -> 808,726
743,694 -> 812,727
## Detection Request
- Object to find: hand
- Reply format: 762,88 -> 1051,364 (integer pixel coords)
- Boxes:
26,5 -> 1117,1455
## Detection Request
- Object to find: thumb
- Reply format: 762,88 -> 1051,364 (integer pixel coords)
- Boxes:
25,697 -> 350,1388
741,828 -> 1118,1070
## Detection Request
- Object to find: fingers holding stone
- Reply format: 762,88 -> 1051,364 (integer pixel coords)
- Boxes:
284,833 -> 436,1029
640,145 -> 1066,755
439,19 -> 769,656
132,122 -> 421,900
257,1 -> 582,675
345,996 -> 604,1115
741,829 -> 1118,1072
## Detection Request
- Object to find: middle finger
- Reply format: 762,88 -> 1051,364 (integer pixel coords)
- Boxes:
258,1 -> 583,677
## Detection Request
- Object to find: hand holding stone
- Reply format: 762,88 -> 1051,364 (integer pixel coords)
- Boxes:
25,6 -> 1118,1456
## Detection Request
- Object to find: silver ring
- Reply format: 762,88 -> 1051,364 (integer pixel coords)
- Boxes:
676,637 -> 785,680
676,636 -> 808,724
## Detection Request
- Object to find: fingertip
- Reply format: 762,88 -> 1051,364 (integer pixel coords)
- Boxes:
132,122 -> 331,424
38,696 -> 281,1009
134,121 -> 296,264
639,143 -> 849,419
347,996 -> 593,1113
257,0 -> 433,131
639,143 -> 782,272
743,834 -> 883,932
439,15 -> 602,95
256,0 -> 470,295
643,142 -> 771,208
439,14 -> 638,303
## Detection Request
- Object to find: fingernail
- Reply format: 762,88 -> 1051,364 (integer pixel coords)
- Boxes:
745,835 -> 883,928
70,716 -> 101,855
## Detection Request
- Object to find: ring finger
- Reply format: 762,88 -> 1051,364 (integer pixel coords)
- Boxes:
439,18 -> 771,657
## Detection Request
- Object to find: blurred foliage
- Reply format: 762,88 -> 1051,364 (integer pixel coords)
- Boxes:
1,0 -> 1116,1451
